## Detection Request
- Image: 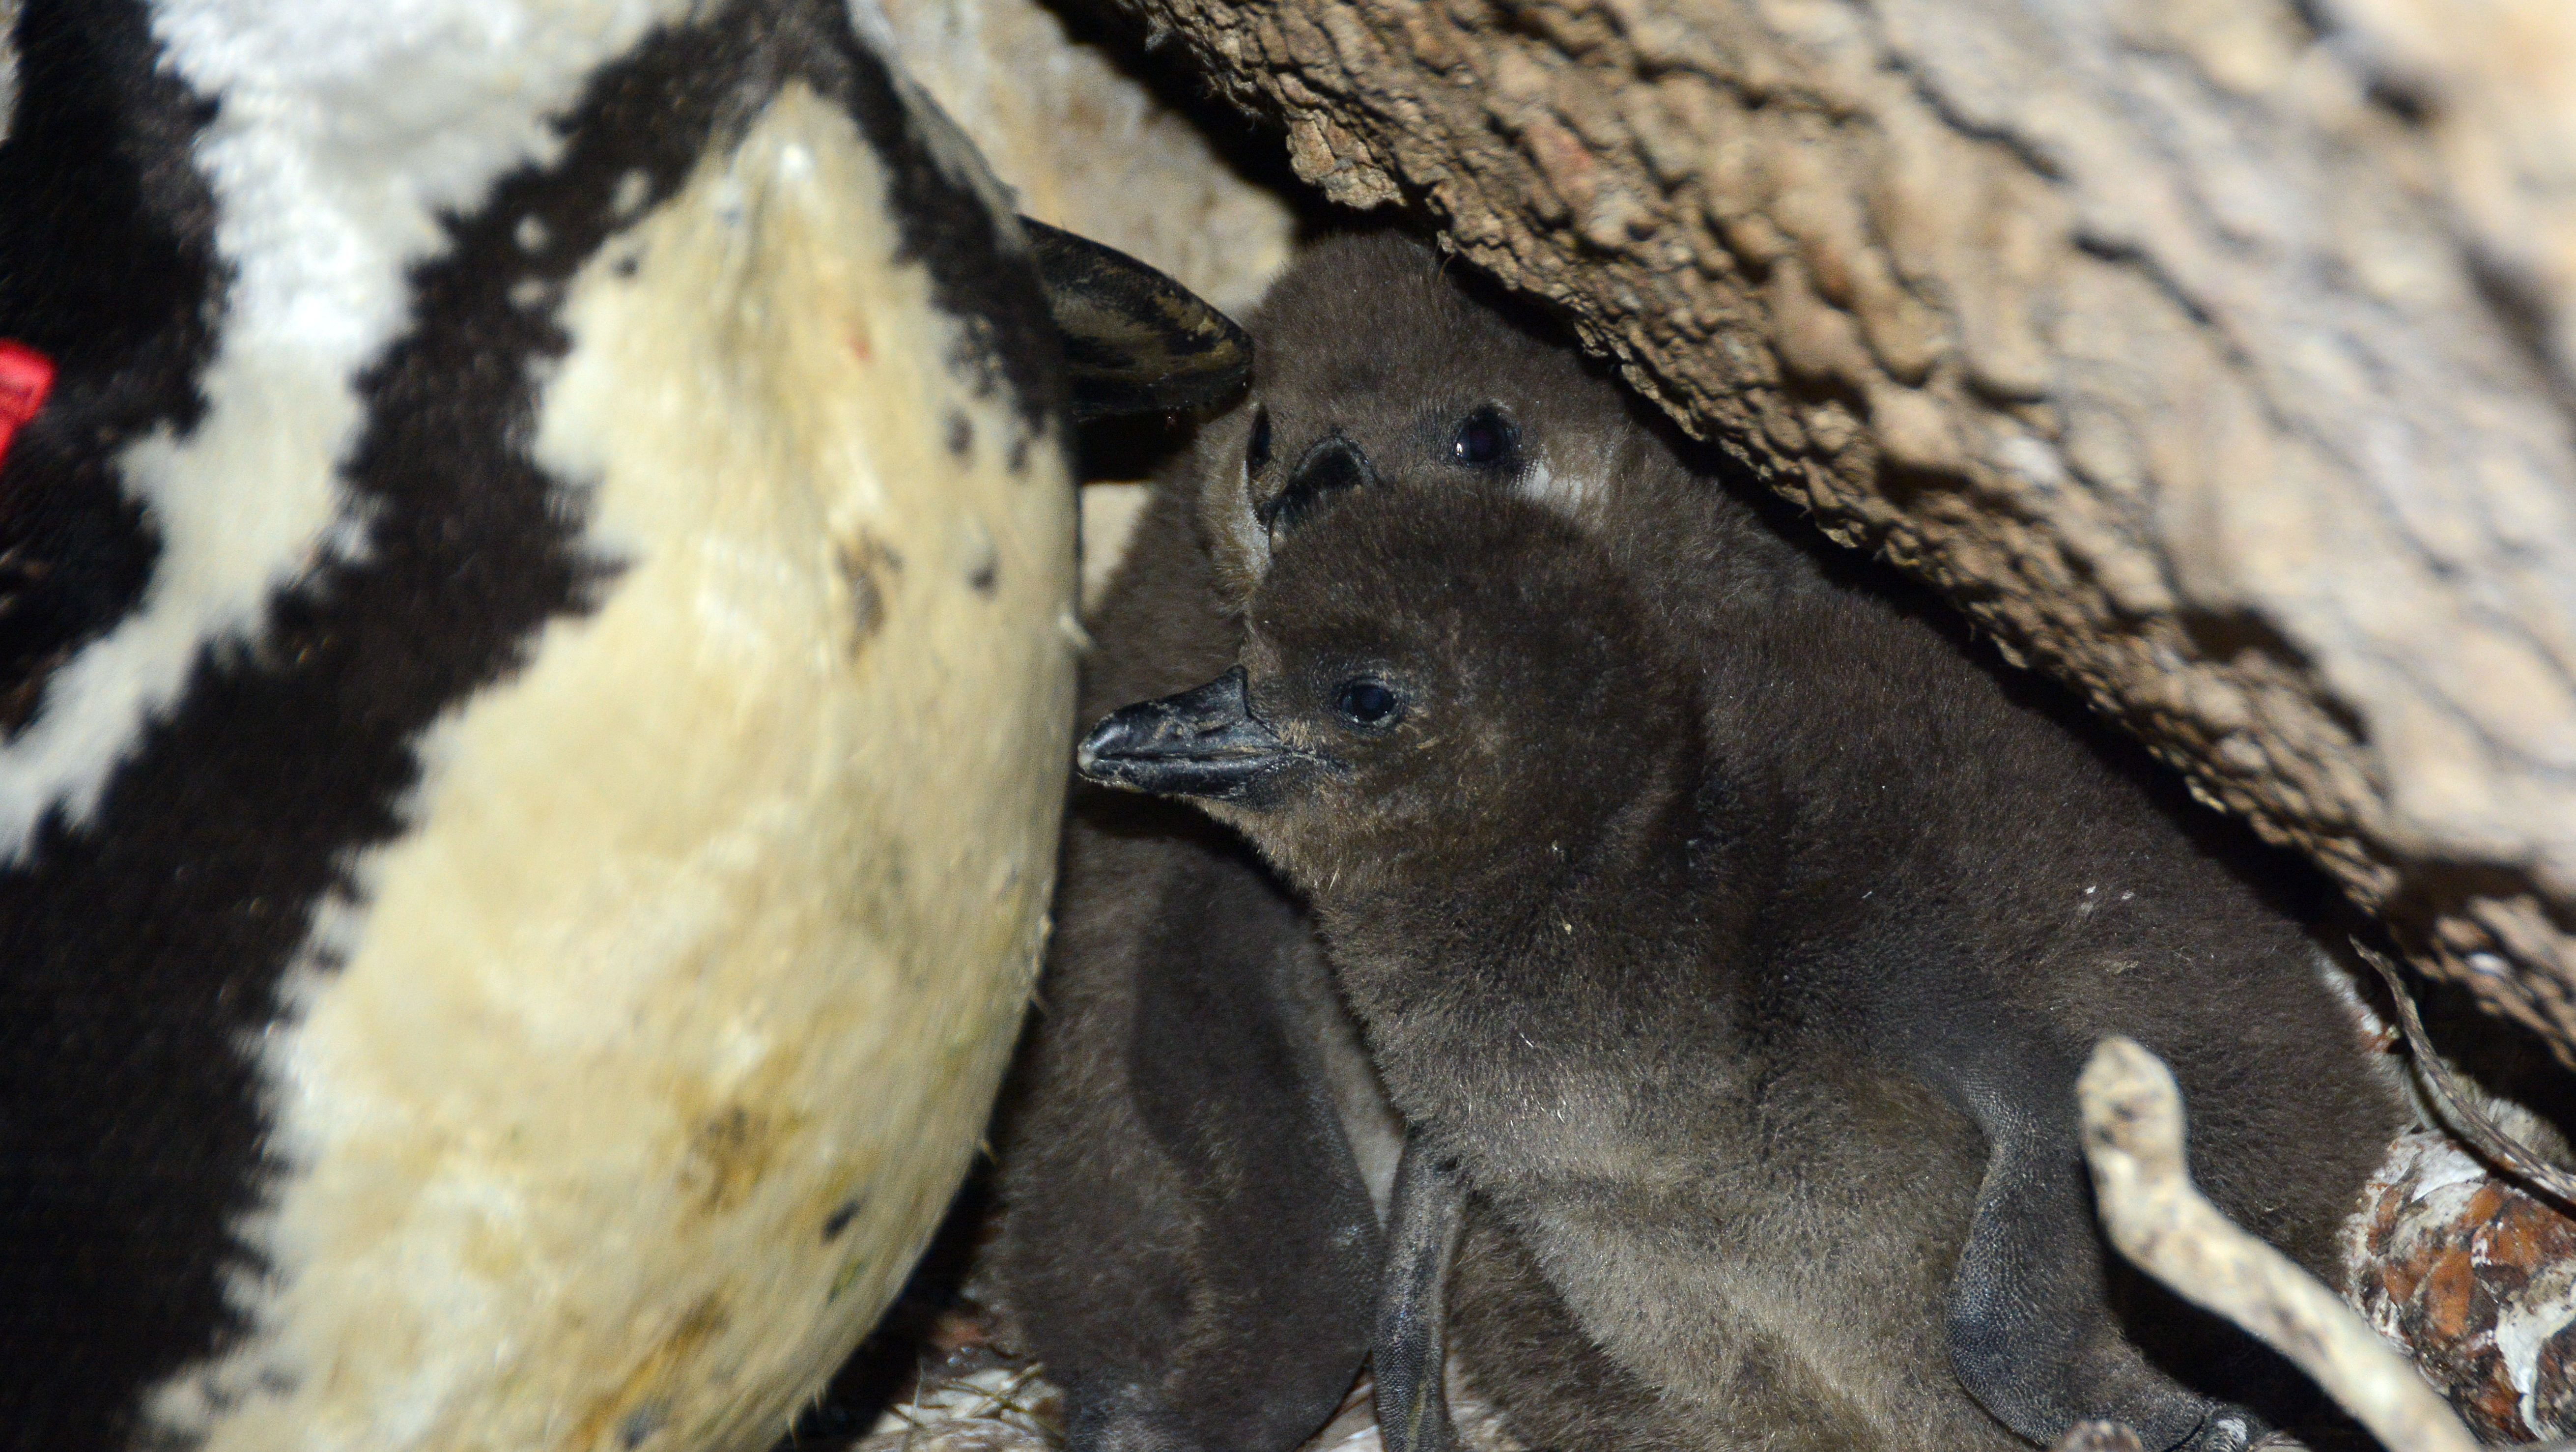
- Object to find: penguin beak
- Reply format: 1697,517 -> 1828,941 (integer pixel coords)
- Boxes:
1077,667 -> 1304,802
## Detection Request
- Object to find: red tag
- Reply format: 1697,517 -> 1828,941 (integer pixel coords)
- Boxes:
0,341 -> 58,473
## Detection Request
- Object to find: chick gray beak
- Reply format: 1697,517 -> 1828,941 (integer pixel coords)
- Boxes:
1077,667 -> 1300,801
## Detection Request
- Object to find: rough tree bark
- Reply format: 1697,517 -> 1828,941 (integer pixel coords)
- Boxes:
1099,0 -> 2576,1055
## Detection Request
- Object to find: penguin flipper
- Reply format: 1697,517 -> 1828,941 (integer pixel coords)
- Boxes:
1944,1076 -> 2252,1452
1374,1132 -> 1464,1452
1020,217 -> 1250,422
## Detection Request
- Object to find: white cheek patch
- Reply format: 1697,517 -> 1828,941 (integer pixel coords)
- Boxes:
142,81 -> 1073,1452
1516,447 -> 1604,513
0,0 -> 689,862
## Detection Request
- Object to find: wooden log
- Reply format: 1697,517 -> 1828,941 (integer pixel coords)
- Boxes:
1101,0 -> 2576,1056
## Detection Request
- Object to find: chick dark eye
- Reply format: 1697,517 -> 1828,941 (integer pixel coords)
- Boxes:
1246,407 -> 1272,473
1334,679 -> 1400,727
1451,406 -> 1516,468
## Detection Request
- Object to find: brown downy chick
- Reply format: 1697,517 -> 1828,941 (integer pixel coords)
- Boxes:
1187,232 -> 1677,615
1084,493 -> 1761,1196
1086,493 -> 1732,1022
1081,480 -> 2404,1452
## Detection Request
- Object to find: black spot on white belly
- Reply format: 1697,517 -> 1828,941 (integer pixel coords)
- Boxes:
619,1402 -> 670,1449
837,531 -> 901,652
821,1199 -> 861,1242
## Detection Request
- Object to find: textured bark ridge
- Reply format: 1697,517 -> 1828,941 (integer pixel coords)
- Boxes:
1109,0 -> 2576,1054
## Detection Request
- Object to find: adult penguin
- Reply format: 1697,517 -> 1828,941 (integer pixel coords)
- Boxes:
0,2 -> 1244,1447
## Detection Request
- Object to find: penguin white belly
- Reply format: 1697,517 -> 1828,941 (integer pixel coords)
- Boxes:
138,82 -> 1073,1452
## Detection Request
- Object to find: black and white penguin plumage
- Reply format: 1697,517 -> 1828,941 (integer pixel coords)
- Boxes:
0,1 -> 1250,1445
